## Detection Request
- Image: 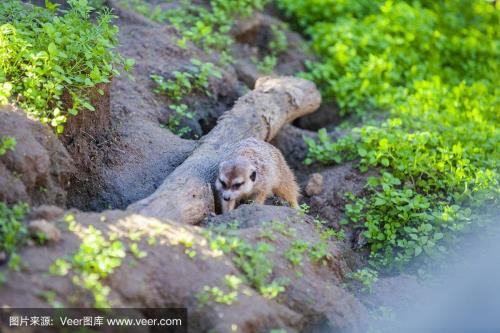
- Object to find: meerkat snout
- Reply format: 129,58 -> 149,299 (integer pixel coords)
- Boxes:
216,138 -> 300,213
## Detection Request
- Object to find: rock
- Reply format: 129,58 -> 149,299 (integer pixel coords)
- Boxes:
28,220 -> 62,244
27,205 -> 64,222
305,173 -> 324,196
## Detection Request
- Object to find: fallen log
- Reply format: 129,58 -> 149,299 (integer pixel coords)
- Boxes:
128,76 -> 321,224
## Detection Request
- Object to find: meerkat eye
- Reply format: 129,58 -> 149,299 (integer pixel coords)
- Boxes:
219,179 -> 227,188
250,171 -> 256,182
232,182 -> 244,190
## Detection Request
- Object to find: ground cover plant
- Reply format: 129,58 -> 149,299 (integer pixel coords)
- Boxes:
0,201 -> 28,276
150,58 -> 222,137
278,0 -> 500,270
118,0 -> 287,67
0,0 -> 132,133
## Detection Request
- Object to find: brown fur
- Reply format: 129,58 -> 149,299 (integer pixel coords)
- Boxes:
216,138 -> 300,213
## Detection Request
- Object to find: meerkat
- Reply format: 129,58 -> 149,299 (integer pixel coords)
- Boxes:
215,137 -> 300,213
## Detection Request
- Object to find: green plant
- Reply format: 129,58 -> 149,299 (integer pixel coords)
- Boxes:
254,24 -> 289,74
151,72 -> 193,102
152,59 -> 221,137
39,290 -> 65,308
283,0 -> 499,270
320,227 -> 345,241
196,285 -> 238,305
259,220 -> 296,241
204,225 -> 287,299
259,277 -> 289,299
297,203 -> 310,216
281,0 -> 498,113
284,240 -> 308,266
120,0 -> 269,65
0,0 -> 133,133
178,235 -> 197,258
0,202 -> 28,272
50,223 -> 126,308
189,58 -> 222,94
129,242 -> 147,259
269,25 -> 288,55
224,274 -> 243,290
196,274 -> 243,306
277,0 -> 382,28
162,104 -> 195,138
303,129 -> 357,165
255,55 -> 277,75
89,0 -> 106,9
309,241 -> 332,265
118,0 -> 171,22
349,268 -> 378,293
151,59 -> 221,100
0,136 -> 16,155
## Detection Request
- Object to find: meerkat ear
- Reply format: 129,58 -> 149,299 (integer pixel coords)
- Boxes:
250,170 -> 257,182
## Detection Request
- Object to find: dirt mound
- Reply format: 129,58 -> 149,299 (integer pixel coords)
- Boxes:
205,205 -> 368,331
0,205 -> 366,332
300,162 -> 376,229
0,107 -> 74,206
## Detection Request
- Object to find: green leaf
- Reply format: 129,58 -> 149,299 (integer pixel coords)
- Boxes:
124,58 -> 135,71
47,42 -> 58,57
44,0 -> 60,12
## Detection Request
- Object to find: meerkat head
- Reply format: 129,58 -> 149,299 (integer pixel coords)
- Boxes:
216,157 -> 257,202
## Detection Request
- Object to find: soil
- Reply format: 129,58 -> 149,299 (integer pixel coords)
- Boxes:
0,107 -> 74,207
